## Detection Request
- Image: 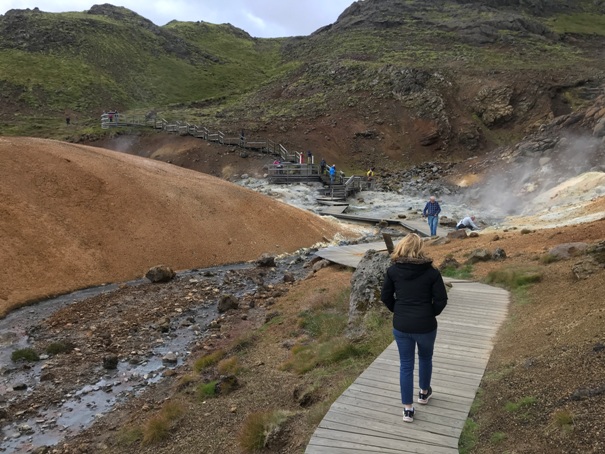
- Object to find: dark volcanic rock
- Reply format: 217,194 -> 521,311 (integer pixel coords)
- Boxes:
218,294 -> 238,313
145,265 -> 176,283
256,254 -> 276,268
348,249 -> 391,325
465,248 -> 492,264
102,355 -> 119,370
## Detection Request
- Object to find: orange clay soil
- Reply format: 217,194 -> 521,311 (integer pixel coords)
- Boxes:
0,137 -> 347,316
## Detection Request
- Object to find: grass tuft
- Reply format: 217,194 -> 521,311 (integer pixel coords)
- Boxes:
217,357 -> 241,375
459,418 -> 478,454
238,410 -> 290,452
141,401 -> 185,445
485,266 -> 543,289
505,396 -> 537,412
193,349 -> 225,373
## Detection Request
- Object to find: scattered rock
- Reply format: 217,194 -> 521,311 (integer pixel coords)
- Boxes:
377,219 -> 389,228
520,228 -> 532,235
465,249 -> 492,264
492,235 -> 500,241
102,355 -> 119,370
162,352 -> 178,365
256,254 -> 276,267
492,248 -> 507,260
548,242 -> 589,259
218,294 -> 238,313
145,265 -> 176,283
572,257 -> 601,280
40,372 -> 55,382
397,214 -> 407,219
468,231 -> 480,238
293,386 -> 315,407
312,259 -> 331,272
217,375 -> 239,395
447,229 -> 467,240
283,272 -> 295,283
439,216 -> 457,227
12,383 -> 28,391
265,311 -> 280,323
439,256 -> 461,270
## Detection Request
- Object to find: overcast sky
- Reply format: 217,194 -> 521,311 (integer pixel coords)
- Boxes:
0,0 -> 356,37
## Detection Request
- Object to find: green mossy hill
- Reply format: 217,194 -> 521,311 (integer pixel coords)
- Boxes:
0,5 -> 283,117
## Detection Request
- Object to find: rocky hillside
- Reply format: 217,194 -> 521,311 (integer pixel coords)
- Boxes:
1,1 -> 605,165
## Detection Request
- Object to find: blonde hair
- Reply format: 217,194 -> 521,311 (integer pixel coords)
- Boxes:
391,233 -> 425,260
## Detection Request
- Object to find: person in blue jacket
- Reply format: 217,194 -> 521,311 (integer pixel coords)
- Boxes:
381,233 -> 448,423
422,195 -> 441,237
329,164 -> 336,186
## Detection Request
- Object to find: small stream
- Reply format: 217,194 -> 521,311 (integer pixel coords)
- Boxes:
0,262 -> 264,453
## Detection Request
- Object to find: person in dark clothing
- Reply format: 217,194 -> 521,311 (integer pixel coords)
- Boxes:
320,158 -> 327,175
422,195 -> 441,237
381,233 -> 448,423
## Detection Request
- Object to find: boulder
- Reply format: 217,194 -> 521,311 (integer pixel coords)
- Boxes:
283,272 -> 295,283
256,254 -> 276,267
492,248 -> 507,260
439,216 -> 457,227
218,294 -> 238,313
447,229 -> 467,240
439,256 -> 461,270
312,259 -> 331,272
162,352 -> 178,365
548,242 -> 589,260
465,249 -> 492,264
348,250 -> 391,325
469,232 -> 480,238
145,265 -> 176,283
593,118 -> 605,138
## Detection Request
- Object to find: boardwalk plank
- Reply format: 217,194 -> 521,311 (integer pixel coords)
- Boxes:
306,266 -> 509,454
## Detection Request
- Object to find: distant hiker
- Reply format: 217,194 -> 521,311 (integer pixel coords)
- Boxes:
307,150 -> 313,164
65,115 -> 70,125
339,170 -> 345,184
381,233 -> 448,423
114,111 -> 119,123
422,196 -> 441,237
320,158 -> 327,175
329,165 -> 336,186
366,167 -> 375,180
108,111 -> 114,123
456,216 -> 480,231
240,129 -> 245,146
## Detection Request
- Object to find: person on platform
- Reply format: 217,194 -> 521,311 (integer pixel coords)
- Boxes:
381,233 -> 448,423
320,158 -> 327,175
329,164 -> 336,186
366,167 -> 375,180
456,216 -> 480,231
422,196 -> 441,237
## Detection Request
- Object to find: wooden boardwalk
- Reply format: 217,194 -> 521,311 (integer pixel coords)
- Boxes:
306,276 -> 510,452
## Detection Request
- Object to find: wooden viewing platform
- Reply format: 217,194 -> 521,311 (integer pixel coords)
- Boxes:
306,247 -> 510,453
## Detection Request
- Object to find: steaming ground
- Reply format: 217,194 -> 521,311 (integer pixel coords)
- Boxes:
240,171 -> 605,232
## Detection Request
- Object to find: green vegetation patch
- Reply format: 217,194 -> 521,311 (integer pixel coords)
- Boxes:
505,396 -> 537,412
197,380 -> 219,399
549,13 -> 605,36
11,348 -> 40,362
441,264 -> 474,279
485,266 -> 543,290
141,401 -> 185,445
45,341 -> 75,355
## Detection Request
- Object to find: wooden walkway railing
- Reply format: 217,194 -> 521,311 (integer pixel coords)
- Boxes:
306,245 -> 510,453
100,113 -> 302,162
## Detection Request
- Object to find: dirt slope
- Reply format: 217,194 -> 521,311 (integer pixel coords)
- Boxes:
0,137 -> 344,316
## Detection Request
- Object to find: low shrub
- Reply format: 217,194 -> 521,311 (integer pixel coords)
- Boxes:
490,431 -> 507,444
282,338 -> 367,374
553,409 -> 574,429
11,348 -> 40,362
193,349 -> 225,373
539,253 -> 560,264
115,426 -> 143,447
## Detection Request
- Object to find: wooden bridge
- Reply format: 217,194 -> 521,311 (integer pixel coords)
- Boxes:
306,244 -> 510,453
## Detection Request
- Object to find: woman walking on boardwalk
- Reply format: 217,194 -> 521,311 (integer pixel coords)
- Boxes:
381,233 -> 448,422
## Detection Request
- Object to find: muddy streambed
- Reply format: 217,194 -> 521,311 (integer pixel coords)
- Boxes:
0,257 -> 309,453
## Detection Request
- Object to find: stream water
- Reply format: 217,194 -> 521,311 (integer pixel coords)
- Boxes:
0,262 -> 261,453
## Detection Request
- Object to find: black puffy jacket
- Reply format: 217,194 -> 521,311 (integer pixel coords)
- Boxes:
381,257 -> 448,333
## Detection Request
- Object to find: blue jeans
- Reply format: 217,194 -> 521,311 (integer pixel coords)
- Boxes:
427,215 -> 438,236
393,328 -> 437,405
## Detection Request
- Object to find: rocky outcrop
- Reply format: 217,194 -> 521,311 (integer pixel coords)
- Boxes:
218,294 -> 239,313
348,249 -> 391,326
474,86 -> 514,126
